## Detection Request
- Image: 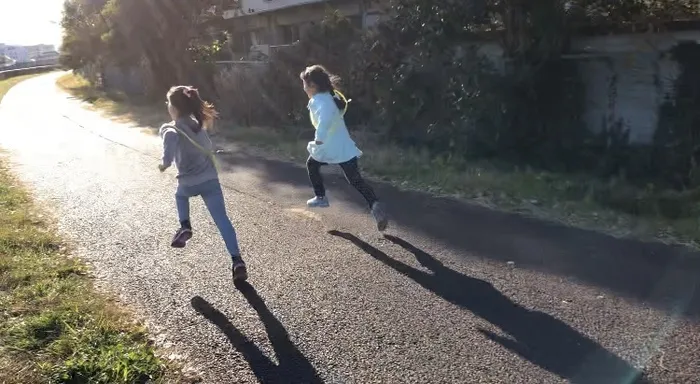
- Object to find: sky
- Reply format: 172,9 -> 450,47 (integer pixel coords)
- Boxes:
0,0 -> 64,48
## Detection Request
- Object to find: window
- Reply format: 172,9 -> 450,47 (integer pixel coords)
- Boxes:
279,24 -> 300,44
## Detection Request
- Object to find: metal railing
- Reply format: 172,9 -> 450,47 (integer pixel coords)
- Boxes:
0,58 -> 59,71
0,65 -> 60,80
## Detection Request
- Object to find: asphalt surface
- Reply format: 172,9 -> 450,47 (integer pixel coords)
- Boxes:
1,73 -> 699,384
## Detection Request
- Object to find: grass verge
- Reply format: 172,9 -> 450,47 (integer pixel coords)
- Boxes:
1,75 -> 183,383
56,72 -> 700,248
56,73 -> 168,130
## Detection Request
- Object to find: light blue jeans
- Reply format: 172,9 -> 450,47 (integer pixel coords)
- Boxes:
175,179 -> 240,258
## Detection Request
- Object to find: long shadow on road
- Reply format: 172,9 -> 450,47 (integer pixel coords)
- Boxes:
329,230 -> 649,384
220,152 -> 700,319
191,282 -> 322,384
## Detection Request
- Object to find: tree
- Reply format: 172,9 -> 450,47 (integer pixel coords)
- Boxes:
100,0 -> 244,94
60,0 -> 239,94
59,0 -> 109,69
567,0 -> 700,31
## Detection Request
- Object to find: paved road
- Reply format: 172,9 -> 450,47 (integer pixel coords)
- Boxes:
1,73 -> 699,383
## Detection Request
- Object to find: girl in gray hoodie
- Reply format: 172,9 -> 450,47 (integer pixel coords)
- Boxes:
158,86 -> 247,281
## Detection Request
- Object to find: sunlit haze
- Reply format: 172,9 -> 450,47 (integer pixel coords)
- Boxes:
0,0 -> 64,48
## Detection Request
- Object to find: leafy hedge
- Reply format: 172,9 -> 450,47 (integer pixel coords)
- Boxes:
62,0 -> 700,197
214,1 -> 700,191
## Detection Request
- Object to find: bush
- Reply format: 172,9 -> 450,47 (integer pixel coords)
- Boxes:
102,1 -> 700,205
213,1 -> 628,177
352,0 -> 597,173
212,10 -> 368,130
213,64 -> 285,126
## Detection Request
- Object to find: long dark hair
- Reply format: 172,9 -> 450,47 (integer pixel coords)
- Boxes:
300,65 -> 347,111
167,86 -> 218,132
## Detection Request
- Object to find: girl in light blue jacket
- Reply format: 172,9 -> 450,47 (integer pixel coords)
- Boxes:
300,65 -> 388,231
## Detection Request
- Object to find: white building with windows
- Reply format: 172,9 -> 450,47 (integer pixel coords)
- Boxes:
0,43 -> 56,63
0,44 -> 29,62
220,0 -> 386,58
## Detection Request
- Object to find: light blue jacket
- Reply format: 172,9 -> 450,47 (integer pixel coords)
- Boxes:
306,92 -> 362,164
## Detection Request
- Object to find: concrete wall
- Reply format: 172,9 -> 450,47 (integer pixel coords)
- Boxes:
576,51 -> 678,143
474,31 -> 699,144
569,31 -> 700,144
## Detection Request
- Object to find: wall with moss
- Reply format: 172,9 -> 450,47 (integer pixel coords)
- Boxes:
569,31 -> 700,144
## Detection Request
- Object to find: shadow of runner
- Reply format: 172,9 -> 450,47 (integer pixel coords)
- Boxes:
191,283 -> 322,384
329,230 -> 649,384
217,152 -> 700,320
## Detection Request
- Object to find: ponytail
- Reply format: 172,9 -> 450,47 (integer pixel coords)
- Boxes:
331,89 -> 350,115
167,86 -> 219,132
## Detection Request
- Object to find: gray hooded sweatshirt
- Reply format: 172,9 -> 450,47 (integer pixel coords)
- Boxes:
159,117 -> 218,187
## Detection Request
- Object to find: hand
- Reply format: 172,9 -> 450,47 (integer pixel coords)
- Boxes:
158,164 -> 167,172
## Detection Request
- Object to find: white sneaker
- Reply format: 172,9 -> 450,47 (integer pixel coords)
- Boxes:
307,196 -> 330,208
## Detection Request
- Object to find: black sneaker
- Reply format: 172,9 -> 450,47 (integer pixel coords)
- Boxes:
171,227 -> 193,248
232,258 -> 248,282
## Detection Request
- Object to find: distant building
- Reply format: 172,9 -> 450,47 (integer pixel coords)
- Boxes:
0,44 -> 28,62
35,50 -> 60,61
0,44 -> 57,63
220,0 -> 386,59
25,44 -> 57,61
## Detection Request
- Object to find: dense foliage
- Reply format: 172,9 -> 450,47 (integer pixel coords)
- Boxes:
60,0 -> 700,187
60,0 -> 109,70
61,0 -> 237,94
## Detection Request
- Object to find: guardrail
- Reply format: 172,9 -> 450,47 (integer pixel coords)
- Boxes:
1,58 -> 59,71
0,65 -> 60,80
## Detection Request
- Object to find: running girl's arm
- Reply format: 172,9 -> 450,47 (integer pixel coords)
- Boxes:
160,125 -> 179,169
311,100 -> 336,144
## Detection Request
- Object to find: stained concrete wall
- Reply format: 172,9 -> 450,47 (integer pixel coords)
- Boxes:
476,31 -> 700,144
569,32 -> 700,143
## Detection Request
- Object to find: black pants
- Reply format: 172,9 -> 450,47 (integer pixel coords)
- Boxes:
307,156 -> 378,208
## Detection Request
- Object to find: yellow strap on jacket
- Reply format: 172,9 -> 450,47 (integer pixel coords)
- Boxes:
169,124 -> 220,173
310,90 -> 350,138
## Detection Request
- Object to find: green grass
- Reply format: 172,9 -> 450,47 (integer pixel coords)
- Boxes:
56,72 -> 700,248
1,75 -> 189,383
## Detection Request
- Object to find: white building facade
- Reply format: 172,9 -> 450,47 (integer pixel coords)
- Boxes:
220,0 -> 385,58
0,44 -> 57,63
